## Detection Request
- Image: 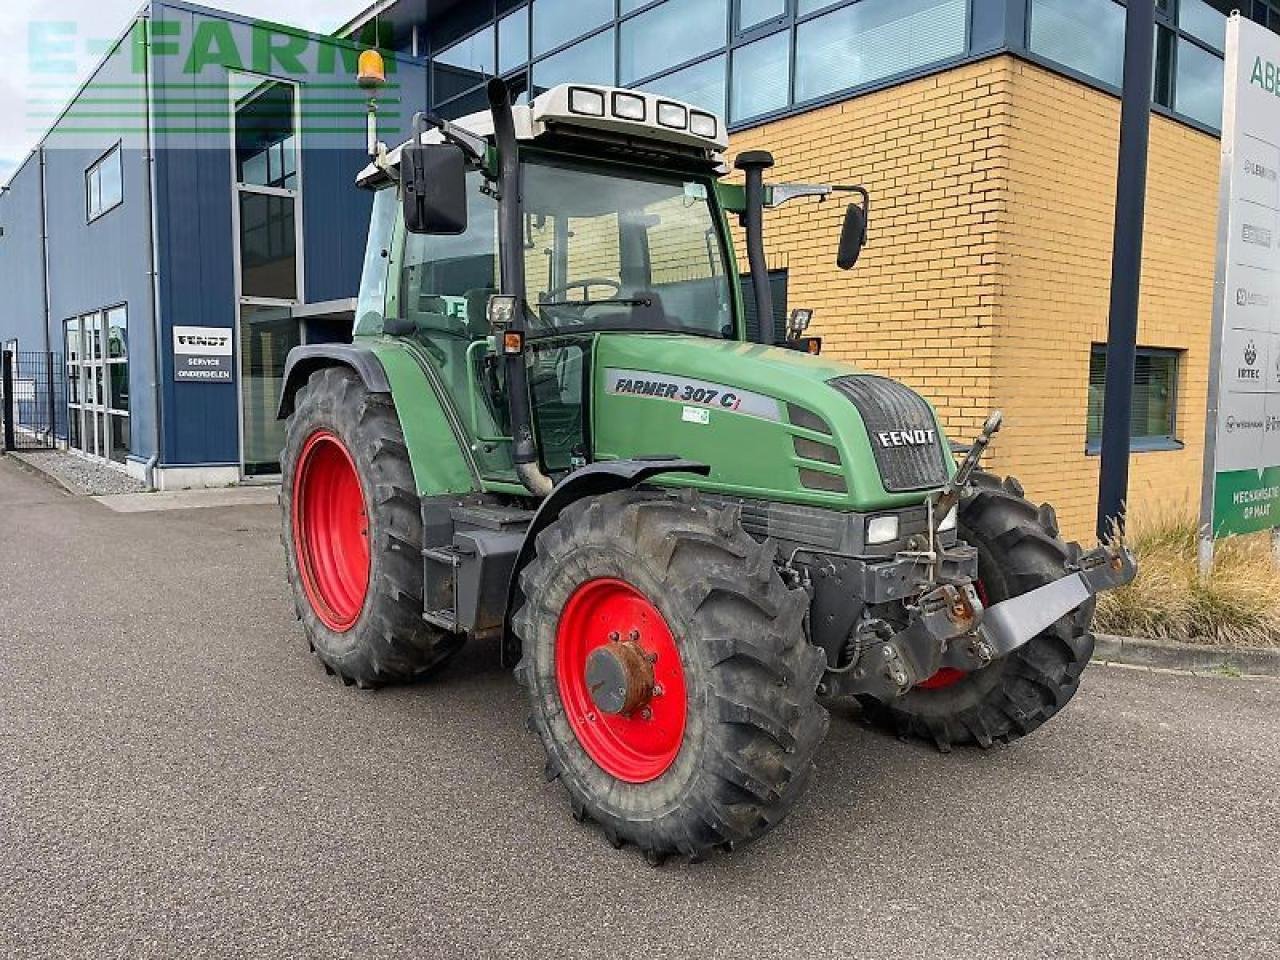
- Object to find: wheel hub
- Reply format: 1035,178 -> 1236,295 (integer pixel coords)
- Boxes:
555,578 -> 687,783
585,640 -> 655,716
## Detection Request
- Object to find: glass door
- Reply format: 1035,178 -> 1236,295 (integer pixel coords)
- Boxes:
230,73 -> 302,479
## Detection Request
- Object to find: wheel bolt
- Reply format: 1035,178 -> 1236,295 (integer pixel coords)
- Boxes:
607,631 -> 620,642
586,711 -> 597,722
629,629 -> 640,642
640,707 -> 652,720
652,684 -> 664,697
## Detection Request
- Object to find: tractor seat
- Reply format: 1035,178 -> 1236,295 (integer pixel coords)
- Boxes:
464,288 -> 496,340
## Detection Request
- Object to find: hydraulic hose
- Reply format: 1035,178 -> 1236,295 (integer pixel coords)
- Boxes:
488,78 -> 553,498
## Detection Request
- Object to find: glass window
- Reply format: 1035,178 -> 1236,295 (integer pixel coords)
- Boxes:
239,304 -> 299,476
640,54 -> 727,116
1086,346 -> 1181,448
532,0 -> 612,57
795,0 -> 967,103
521,157 -> 733,339
620,0 -> 728,84
86,145 -> 123,221
438,87 -> 493,120
532,29 -> 615,91
435,25 -> 496,100
1153,24 -> 1176,107
1029,0 -> 1125,89
395,170 -> 500,348
109,415 -> 129,465
731,30 -> 790,121
1175,37 -> 1224,128
239,193 -> 297,300
739,0 -> 787,31
356,188 -> 397,336
233,81 -> 298,190
498,8 -> 530,74
105,306 -> 127,361
1179,0 -> 1228,51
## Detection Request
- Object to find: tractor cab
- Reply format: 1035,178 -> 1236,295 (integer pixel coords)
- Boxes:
349,81 -> 868,499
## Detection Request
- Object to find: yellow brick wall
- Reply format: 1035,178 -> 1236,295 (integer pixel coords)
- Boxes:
994,60 -> 1217,540
725,55 -> 1218,542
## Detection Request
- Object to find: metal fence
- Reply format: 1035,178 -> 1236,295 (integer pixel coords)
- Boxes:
1,350 -> 64,452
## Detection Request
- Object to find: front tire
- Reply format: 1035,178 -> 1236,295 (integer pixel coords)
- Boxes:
281,366 -> 462,687
859,472 -> 1094,752
513,489 -> 828,860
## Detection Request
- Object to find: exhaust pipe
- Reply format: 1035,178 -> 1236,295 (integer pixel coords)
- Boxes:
735,150 -> 775,345
488,78 -> 553,498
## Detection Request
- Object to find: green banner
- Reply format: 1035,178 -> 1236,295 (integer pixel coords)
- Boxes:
1213,467 -> 1280,537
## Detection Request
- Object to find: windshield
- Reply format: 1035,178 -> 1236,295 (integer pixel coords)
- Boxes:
521,156 -> 733,338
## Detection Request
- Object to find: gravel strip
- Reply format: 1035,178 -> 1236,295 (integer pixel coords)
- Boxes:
9,450 -> 147,496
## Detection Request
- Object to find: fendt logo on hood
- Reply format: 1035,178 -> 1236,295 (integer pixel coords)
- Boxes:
876,428 -> 936,448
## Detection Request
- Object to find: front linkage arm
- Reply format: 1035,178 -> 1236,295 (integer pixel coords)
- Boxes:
827,542 -> 1136,701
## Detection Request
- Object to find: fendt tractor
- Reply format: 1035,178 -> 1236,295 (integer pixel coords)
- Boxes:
278,77 -> 1136,861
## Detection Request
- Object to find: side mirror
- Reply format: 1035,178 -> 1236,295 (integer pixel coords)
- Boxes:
403,142 -> 467,235
837,201 -> 868,270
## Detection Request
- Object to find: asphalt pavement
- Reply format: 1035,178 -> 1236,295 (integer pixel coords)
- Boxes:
1,456 -> 1277,960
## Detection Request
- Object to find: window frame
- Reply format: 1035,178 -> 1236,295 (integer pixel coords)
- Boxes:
1085,344 -> 1185,455
85,142 -> 124,224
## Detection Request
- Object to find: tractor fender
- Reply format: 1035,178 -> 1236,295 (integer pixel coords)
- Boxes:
276,344 -> 392,420
501,458 -> 711,666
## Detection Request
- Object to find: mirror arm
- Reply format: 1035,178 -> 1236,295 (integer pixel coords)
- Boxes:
411,110 -> 488,164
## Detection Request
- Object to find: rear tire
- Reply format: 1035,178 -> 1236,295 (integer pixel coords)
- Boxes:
281,366 -> 463,687
513,489 -> 828,861
858,472 -> 1094,752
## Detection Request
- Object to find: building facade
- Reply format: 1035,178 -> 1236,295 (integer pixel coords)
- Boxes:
0,0 -> 1266,539
0,1 -> 425,488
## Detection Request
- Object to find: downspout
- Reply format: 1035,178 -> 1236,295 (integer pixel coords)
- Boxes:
38,146 -> 53,408
487,78 -> 552,498
735,150 -> 775,345
141,15 -> 163,489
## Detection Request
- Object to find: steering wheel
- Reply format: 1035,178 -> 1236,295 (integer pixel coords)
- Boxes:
541,277 -> 623,305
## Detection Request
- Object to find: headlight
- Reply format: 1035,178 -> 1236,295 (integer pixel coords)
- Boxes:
657,101 -> 687,129
866,515 -> 900,546
689,111 -> 717,138
568,87 -> 605,117
612,92 -> 646,121
938,505 -> 958,532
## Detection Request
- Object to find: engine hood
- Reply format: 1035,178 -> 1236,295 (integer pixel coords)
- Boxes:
589,333 -> 954,512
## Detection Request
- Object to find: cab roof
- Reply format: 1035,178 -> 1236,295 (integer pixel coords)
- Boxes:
358,83 -> 728,187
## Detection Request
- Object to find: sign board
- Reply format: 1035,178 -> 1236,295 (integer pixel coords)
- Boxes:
1201,14 -> 1280,541
173,326 -> 234,382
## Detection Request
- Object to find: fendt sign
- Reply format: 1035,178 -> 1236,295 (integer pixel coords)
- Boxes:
1202,13 -> 1280,543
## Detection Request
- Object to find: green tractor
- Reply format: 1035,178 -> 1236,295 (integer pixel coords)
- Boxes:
278,78 -> 1135,861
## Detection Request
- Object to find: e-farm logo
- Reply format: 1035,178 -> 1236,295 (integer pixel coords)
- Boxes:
29,19 -> 394,78
1250,56 -> 1280,95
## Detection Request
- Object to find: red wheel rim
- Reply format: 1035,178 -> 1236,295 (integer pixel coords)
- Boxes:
292,430 -> 371,633
916,579 -> 991,691
555,578 -> 687,783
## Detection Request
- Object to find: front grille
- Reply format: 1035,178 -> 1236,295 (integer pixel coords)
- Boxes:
828,375 -> 949,492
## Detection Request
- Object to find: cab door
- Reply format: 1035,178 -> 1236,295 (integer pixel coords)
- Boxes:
384,169 -> 513,480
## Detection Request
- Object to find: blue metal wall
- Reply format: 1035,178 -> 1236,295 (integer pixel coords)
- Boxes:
1,21 -> 161,458
151,0 -> 427,468
0,154 -> 49,354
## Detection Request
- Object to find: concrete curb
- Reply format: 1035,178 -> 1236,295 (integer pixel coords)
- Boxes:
1093,633 -> 1280,678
